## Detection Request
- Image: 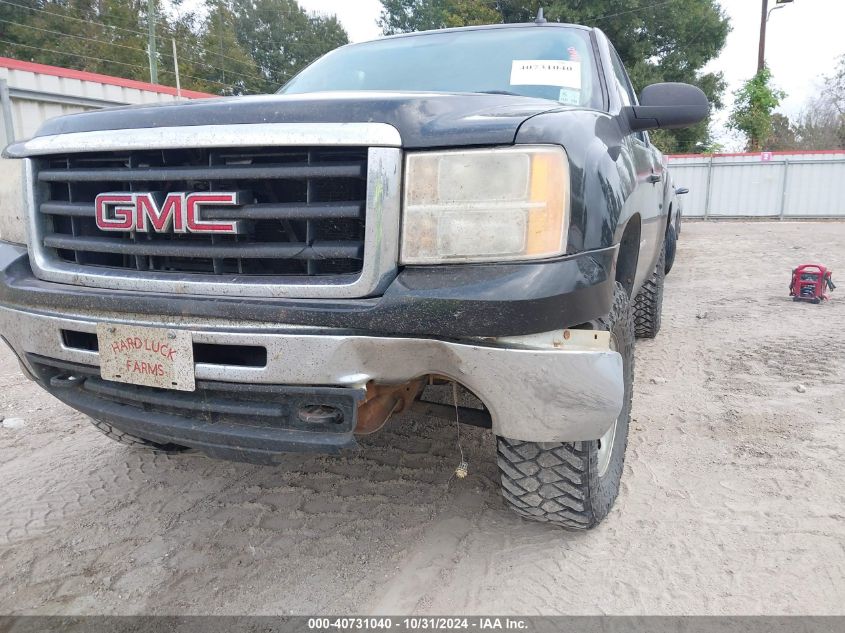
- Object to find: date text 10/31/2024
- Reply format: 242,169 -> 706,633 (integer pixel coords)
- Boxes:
307,617 -> 529,630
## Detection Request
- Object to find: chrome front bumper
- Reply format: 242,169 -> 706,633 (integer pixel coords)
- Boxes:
0,304 -> 624,442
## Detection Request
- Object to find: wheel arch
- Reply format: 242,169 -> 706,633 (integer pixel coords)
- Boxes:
614,214 -> 641,298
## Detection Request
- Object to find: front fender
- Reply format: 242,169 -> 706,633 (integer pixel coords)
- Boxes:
515,110 -> 642,254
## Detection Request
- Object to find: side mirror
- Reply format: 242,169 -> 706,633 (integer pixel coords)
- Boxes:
675,187 -> 690,195
623,83 -> 710,132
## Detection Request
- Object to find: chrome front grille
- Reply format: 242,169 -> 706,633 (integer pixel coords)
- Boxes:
19,123 -> 402,298
39,146 -> 368,277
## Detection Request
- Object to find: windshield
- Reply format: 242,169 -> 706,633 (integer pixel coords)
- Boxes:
279,26 -> 602,108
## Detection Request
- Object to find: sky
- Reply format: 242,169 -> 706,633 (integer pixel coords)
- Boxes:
297,0 -> 845,151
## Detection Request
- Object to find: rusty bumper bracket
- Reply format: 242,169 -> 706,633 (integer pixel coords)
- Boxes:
355,378 -> 427,434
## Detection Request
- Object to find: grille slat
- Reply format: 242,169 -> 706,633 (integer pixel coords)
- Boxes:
38,162 -> 365,183
40,200 -> 365,220
43,234 -> 363,260
38,145 -> 369,278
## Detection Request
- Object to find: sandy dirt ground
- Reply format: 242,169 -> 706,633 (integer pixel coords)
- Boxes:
0,221 -> 843,615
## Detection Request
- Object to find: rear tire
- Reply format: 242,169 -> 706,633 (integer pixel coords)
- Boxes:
89,417 -> 187,453
664,224 -> 677,275
496,282 -> 634,529
634,245 -> 666,339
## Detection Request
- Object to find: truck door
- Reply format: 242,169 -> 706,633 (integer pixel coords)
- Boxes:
606,45 -> 664,291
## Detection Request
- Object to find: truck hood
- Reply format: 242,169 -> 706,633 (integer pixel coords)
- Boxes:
27,91 -> 567,149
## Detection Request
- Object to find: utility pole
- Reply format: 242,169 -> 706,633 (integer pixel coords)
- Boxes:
147,0 -> 158,84
757,0 -> 768,73
172,38 -> 181,98
218,1 -> 225,85
759,0 -> 795,72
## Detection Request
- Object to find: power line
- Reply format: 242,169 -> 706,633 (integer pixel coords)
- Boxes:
158,37 -> 273,85
3,0 -> 168,35
161,42 -> 271,84
0,0 -> 312,88
0,0 -> 264,73
0,37 -> 151,72
593,0 -> 678,22
0,18 -> 150,56
0,14 -> 271,88
0,0 -> 149,39
0,37 -> 254,92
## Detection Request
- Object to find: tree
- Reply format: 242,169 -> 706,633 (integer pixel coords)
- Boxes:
767,113 -> 799,151
228,0 -> 348,89
793,55 -> 845,149
0,0 -> 347,95
168,1 -> 266,95
379,0 -> 730,154
728,65 -> 785,152
757,55 -> 845,152
379,0 -> 498,33
791,101 -> 845,151
0,0 -> 153,80
821,55 -> 845,119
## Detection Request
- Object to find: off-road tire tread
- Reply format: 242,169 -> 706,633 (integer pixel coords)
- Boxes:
496,283 -> 634,529
633,245 -> 666,338
664,225 -> 677,275
497,438 -> 593,528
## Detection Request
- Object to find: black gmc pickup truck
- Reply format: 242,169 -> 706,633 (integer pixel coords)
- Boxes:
0,20 -> 707,528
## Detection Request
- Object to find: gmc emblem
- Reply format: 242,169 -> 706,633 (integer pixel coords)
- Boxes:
94,191 -> 248,234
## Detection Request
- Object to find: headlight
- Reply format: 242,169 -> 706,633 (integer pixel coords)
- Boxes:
400,146 -> 569,264
0,158 -> 27,245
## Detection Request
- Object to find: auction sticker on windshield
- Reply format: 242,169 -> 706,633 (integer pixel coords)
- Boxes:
96,323 -> 195,391
510,60 -> 581,89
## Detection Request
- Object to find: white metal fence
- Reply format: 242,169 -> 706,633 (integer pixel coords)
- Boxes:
667,151 -> 845,219
0,57 -> 212,240
2,63 -> 842,223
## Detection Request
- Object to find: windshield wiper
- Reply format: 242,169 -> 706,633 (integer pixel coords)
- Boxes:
476,90 -> 522,96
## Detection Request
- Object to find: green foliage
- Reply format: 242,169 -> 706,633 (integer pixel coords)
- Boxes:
768,57 -> 845,151
379,0 -> 500,32
0,0 -> 153,78
766,113 -> 799,151
803,54 -> 845,149
228,0 -> 348,89
0,0 -> 348,95
379,0 -> 456,33
379,0 -> 730,154
728,65 -> 786,152
824,55 -> 845,117
443,0 -> 501,27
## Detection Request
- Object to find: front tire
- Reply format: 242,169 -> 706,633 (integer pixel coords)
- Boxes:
89,417 -> 187,453
496,282 -> 634,529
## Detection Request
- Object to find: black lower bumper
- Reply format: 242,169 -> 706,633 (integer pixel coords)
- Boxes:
30,355 -> 365,463
0,243 -> 617,337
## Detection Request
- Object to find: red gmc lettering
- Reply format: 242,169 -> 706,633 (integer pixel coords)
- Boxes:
135,193 -> 185,232
95,193 -> 135,231
185,193 -> 243,234
94,191 -> 245,234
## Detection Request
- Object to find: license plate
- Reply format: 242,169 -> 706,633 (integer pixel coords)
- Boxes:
96,323 -> 195,391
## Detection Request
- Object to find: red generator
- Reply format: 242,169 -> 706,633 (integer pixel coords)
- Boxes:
790,264 -> 836,303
